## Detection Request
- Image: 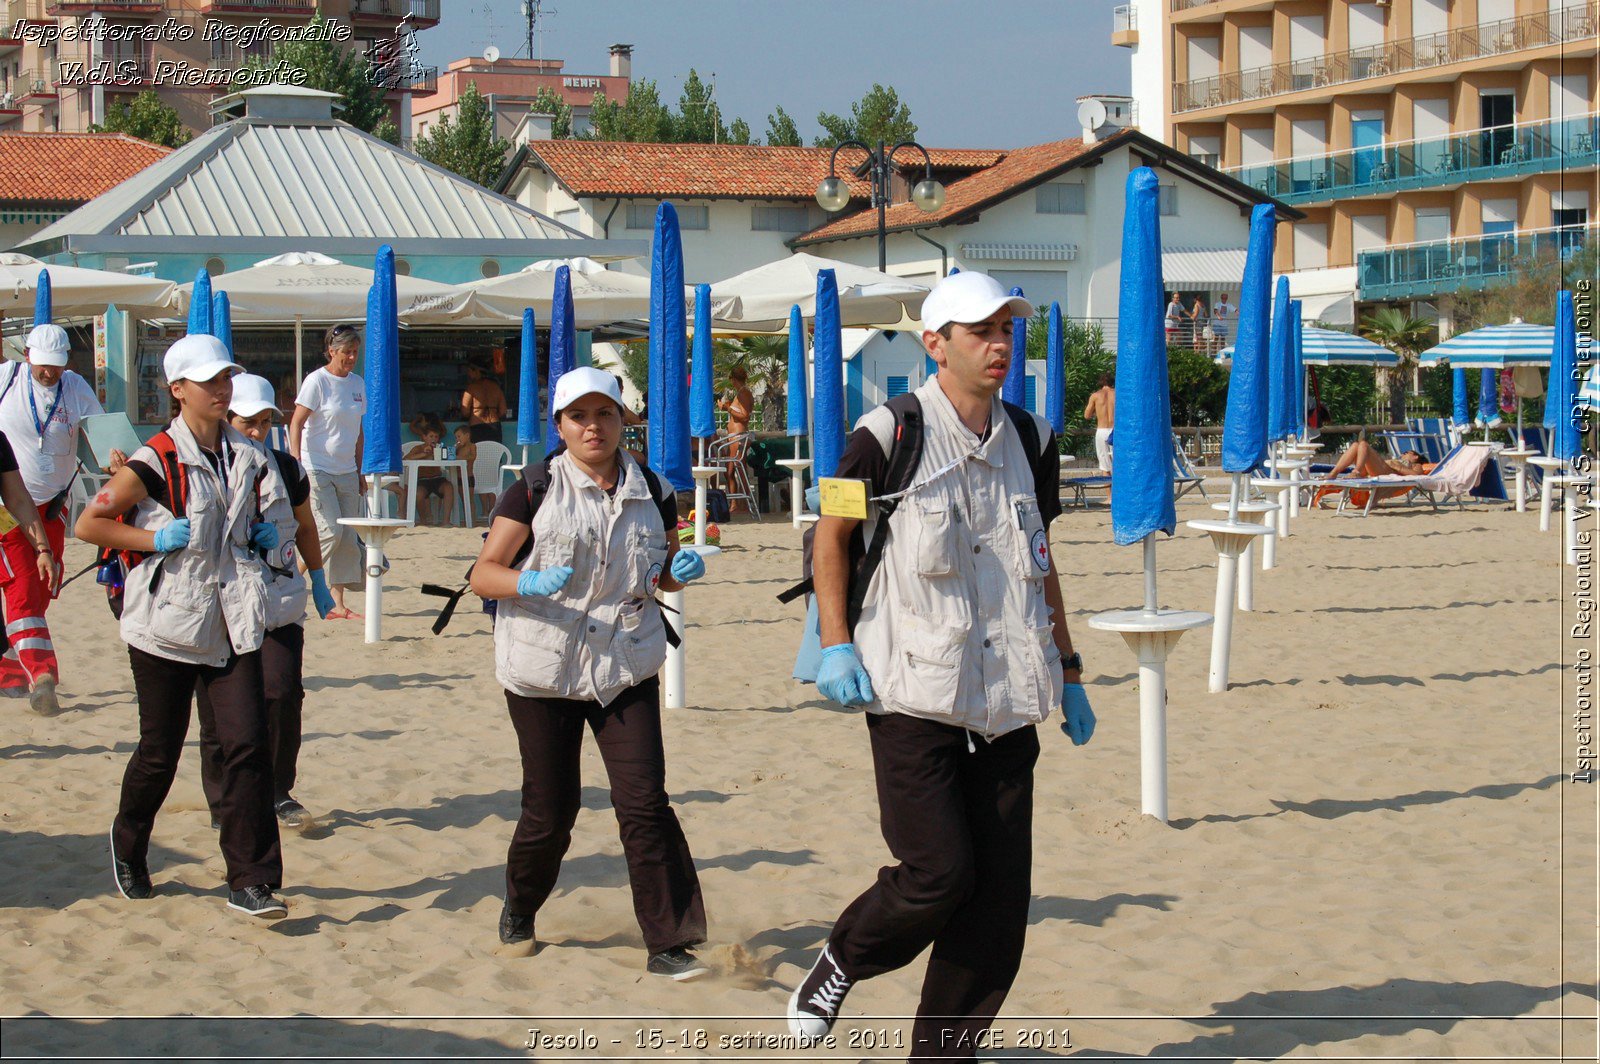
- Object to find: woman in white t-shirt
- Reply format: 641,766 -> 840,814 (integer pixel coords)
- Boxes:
289,324 -> 367,619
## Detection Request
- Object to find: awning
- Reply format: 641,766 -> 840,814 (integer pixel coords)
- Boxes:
961,242 -> 1078,261
1160,246 -> 1249,286
1296,290 -> 1354,325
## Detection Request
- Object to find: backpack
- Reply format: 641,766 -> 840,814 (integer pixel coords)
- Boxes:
97,431 -> 189,619
421,449 -> 681,645
776,393 -> 1041,639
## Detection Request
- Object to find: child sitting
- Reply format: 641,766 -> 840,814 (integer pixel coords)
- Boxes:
393,414 -> 456,526
452,425 -> 478,523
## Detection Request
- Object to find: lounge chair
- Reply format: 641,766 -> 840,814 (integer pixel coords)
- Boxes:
1313,443 -> 1498,515
1172,436 -> 1210,501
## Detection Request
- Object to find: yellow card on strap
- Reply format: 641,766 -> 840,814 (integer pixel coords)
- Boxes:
818,477 -> 869,520
0,507 -> 16,536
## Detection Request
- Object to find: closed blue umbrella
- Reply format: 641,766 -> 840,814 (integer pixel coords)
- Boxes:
1003,286 -> 1027,408
545,264 -> 577,453
516,308 -> 539,452
812,269 -> 845,479
1546,289 -> 1580,462
1045,301 -> 1065,434
1291,300 -> 1306,438
786,304 -> 808,442
1266,277 -> 1292,444
361,246 -> 402,477
1111,168 -> 1176,547
648,203 -> 692,492
212,291 -> 232,358
188,269 -> 212,336
690,283 -> 716,442
1452,368 -> 1471,429
1222,205 -> 1276,473
32,269 -> 50,326
1477,368 -> 1500,428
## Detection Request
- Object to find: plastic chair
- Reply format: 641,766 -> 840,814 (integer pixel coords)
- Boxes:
470,440 -> 512,525
708,433 -> 760,520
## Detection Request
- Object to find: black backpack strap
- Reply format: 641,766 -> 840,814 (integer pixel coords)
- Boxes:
1001,400 -> 1044,475
844,394 -> 923,634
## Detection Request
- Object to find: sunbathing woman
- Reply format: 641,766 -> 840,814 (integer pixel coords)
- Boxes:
1322,441 -> 1430,480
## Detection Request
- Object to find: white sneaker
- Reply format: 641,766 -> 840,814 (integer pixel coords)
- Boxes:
787,943 -> 853,1045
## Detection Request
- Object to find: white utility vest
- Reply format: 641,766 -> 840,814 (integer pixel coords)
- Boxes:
120,419 -> 271,666
494,452 -> 672,705
853,378 -> 1063,738
259,450 -> 309,631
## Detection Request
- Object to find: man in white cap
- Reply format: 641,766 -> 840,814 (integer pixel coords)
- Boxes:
0,324 -> 120,713
787,271 -> 1097,1058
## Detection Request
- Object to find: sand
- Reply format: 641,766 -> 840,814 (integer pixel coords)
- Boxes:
1,487 -> 1595,1061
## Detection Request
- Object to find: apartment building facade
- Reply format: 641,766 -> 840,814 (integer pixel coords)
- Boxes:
0,0 -> 439,138
412,46 -> 632,145
1119,0 -> 1599,322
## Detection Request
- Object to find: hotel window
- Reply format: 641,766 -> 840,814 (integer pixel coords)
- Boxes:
1186,136 -> 1220,169
626,202 -> 709,230
1293,223 -> 1328,269
1035,183 -> 1086,214
751,203 -> 821,232
1554,190 -> 1590,256
1158,184 -> 1178,216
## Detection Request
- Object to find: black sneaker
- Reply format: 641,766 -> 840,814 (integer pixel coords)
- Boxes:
274,797 -> 313,829
787,943 -> 853,1044
646,945 -> 709,981
109,825 -> 152,900
498,906 -> 534,945
227,884 -> 287,919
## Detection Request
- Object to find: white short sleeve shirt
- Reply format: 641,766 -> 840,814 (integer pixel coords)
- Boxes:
0,364 -> 104,502
295,367 -> 366,475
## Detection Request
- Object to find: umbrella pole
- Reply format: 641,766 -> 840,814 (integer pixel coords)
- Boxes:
295,315 -> 303,384
1142,537 -> 1157,614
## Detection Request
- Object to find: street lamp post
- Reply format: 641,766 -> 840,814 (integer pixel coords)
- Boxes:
815,140 -> 947,272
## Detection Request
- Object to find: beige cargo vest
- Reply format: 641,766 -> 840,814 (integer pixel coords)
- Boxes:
852,377 -> 1063,738
258,451 -> 308,631
120,419 -> 271,666
494,452 -> 672,705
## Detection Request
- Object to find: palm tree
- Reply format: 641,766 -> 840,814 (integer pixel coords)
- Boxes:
1359,308 -> 1435,423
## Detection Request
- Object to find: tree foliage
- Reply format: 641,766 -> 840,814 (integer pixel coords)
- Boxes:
528,86 -> 574,139
90,90 -> 191,148
1359,307 -> 1436,422
414,81 -> 509,187
765,106 -> 802,147
1443,240 -> 1599,330
244,15 -> 395,140
586,79 -> 675,143
815,83 -> 917,148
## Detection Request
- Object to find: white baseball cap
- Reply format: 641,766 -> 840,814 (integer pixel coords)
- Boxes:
164,334 -> 238,384
228,373 -> 277,418
551,366 -> 623,415
25,323 -> 69,367
919,272 -> 1034,335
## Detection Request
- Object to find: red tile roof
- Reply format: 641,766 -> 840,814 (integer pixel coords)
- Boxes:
793,132 -> 1131,246
523,140 -> 1005,202
0,132 -> 170,206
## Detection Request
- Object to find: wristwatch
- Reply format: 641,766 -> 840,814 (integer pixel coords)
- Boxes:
1061,650 -> 1083,672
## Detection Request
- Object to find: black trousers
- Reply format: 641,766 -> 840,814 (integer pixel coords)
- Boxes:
198,624 -> 304,810
829,713 -> 1040,1062
504,676 -> 707,954
116,647 -> 282,892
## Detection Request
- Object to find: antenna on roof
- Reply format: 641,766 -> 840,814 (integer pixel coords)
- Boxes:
520,0 -> 557,64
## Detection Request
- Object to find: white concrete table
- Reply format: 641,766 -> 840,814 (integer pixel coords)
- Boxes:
1210,501 -> 1277,608
1088,607 -> 1213,823
1528,456 -> 1567,532
1187,516 -> 1274,693
1498,448 -> 1537,513
662,543 -> 721,711
1548,472 -> 1595,566
336,515 -> 411,644
1262,458 -> 1310,525
402,458 -> 470,527
1247,479 -> 1295,568
775,458 -> 814,529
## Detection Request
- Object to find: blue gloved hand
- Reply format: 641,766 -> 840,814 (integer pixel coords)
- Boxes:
817,643 -> 874,706
804,486 -> 821,514
1060,683 -> 1096,746
152,518 -> 191,553
308,568 -> 335,620
669,548 -> 704,584
250,521 -> 279,551
517,565 -> 574,598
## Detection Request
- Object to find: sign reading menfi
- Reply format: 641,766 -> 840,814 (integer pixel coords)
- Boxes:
818,478 -> 869,520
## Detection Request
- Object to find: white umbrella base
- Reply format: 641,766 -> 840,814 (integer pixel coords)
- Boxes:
1187,520 -> 1272,693
336,517 -> 410,643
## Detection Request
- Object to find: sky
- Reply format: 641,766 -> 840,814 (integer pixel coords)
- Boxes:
416,0 -> 1131,149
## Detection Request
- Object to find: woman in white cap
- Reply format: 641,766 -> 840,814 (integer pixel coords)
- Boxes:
289,324 -> 366,619
470,366 -> 711,978
193,373 -> 337,832
0,324 -> 122,714
76,334 -> 288,920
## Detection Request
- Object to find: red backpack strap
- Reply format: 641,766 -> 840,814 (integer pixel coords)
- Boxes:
146,431 -> 188,519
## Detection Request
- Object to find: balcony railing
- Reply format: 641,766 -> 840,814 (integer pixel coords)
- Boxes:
45,0 -> 160,12
1358,222 -> 1598,301
351,0 -> 440,21
1175,7 -> 1598,113
203,0 -> 316,10
1113,3 -> 1136,33
1228,112 -> 1600,205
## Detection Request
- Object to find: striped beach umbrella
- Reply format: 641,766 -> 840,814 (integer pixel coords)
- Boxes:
1579,362 -> 1600,412
1218,325 -> 1397,366
1420,321 -> 1553,368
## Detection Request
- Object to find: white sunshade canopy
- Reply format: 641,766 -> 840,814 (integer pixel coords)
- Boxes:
707,253 -> 931,332
171,252 -> 496,324
461,260 -> 694,328
0,253 -> 179,317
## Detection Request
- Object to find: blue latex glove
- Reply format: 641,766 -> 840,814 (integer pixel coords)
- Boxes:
670,549 -> 704,584
152,518 -> 191,553
250,521 -> 279,550
517,565 -> 573,598
1060,683 -> 1096,746
817,643 -> 874,706
308,568 -> 335,620
804,485 -> 821,514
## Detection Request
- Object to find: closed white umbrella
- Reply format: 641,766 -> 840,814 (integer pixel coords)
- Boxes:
461,260 -> 688,328
0,252 -> 178,317
708,252 -> 930,331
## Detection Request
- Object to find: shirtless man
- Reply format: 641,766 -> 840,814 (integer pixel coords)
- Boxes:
1083,373 -> 1116,473
460,362 -> 507,443
718,365 -> 754,437
1323,441 -> 1428,479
